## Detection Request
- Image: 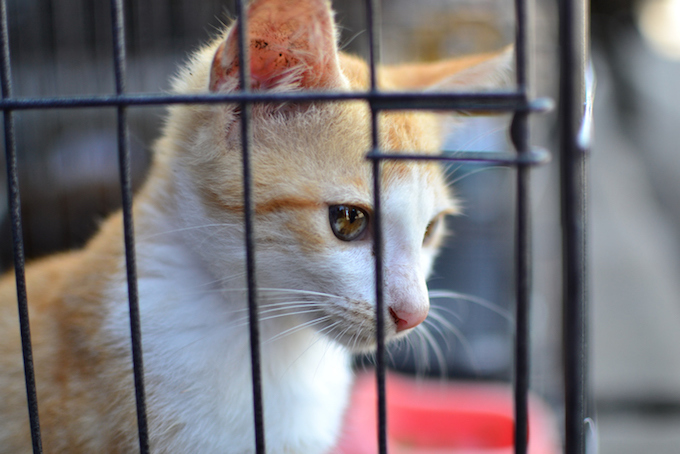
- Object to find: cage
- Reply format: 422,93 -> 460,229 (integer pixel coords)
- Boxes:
0,0 -> 591,452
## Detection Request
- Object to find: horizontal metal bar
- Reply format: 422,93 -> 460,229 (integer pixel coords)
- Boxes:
366,147 -> 550,166
0,91 -> 553,112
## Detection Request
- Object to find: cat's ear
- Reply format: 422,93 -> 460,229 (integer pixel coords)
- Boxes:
382,46 -> 514,92
209,0 -> 343,92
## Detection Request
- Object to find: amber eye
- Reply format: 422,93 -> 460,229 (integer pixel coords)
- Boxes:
423,217 -> 440,246
329,205 -> 369,241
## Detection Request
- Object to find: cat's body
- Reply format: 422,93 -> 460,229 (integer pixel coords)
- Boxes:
0,0 -> 510,452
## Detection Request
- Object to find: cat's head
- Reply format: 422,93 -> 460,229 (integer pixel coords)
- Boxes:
156,0 -> 512,352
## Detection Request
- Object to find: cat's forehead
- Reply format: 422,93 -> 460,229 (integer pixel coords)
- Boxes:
249,104 -> 446,195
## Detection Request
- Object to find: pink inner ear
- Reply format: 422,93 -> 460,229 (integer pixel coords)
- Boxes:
210,0 -> 341,92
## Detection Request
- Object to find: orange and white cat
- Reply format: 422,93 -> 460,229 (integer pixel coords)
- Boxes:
0,0 -> 511,452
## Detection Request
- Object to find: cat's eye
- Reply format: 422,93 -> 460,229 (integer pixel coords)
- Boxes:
329,205 -> 369,241
423,216 -> 441,246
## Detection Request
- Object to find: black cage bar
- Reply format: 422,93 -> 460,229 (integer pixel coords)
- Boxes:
1,0 -> 590,453
109,0 -> 150,452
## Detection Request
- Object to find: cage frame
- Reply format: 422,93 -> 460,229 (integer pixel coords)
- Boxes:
0,0 -> 591,452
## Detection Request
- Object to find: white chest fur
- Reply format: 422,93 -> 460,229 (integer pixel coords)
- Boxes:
103,226 -> 353,453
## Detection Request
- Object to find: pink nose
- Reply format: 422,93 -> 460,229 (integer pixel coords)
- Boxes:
389,307 -> 428,332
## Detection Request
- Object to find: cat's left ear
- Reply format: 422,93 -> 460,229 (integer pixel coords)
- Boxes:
209,0 -> 343,93
382,46 -> 514,93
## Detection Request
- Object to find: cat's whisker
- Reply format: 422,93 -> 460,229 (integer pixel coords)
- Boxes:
399,332 -> 414,363
446,122 -> 508,155
425,311 -> 456,350
443,161 -> 463,181
256,288 -> 346,300
258,307 -> 323,320
231,306 -> 325,327
422,312 -> 453,352
404,328 -> 427,375
196,226 -> 235,251
386,343 -> 397,367
429,290 -> 513,322
137,223 -> 239,241
350,330 -> 363,353
339,29 -> 365,51
428,313 -> 481,375
417,323 -> 448,377
196,272 -> 247,288
231,299 -> 333,313
428,302 -> 464,323
264,316 -> 333,344
447,165 -> 508,186
280,322 -> 344,378
332,322 -> 356,347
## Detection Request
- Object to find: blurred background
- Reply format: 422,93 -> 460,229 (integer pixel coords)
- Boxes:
2,0 -> 680,452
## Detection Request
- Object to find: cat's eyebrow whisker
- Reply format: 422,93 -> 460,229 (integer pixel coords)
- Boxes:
429,290 -> 513,322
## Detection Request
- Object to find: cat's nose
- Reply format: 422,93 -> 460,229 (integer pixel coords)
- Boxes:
389,306 -> 428,332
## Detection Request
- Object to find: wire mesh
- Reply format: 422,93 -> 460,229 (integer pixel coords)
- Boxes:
0,0 -> 590,453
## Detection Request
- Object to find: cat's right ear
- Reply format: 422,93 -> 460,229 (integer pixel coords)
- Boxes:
382,46 -> 515,93
209,0 -> 343,93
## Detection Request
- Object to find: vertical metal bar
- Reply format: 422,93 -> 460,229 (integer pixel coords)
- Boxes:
366,1 -> 387,453
512,0 -> 531,450
235,1 -> 266,452
511,126 -> 531,454
109,1 -> 149,452
0,1 -> 43,452
560,0 -> 589,449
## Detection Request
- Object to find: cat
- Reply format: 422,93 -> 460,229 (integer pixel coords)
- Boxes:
0,0 -> 511,452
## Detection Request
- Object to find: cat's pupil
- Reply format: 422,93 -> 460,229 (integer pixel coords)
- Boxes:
423,217 -> 438,245
329,205 -> 368,241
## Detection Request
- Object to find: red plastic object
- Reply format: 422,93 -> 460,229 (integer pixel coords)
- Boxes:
332,373 -> 560,454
